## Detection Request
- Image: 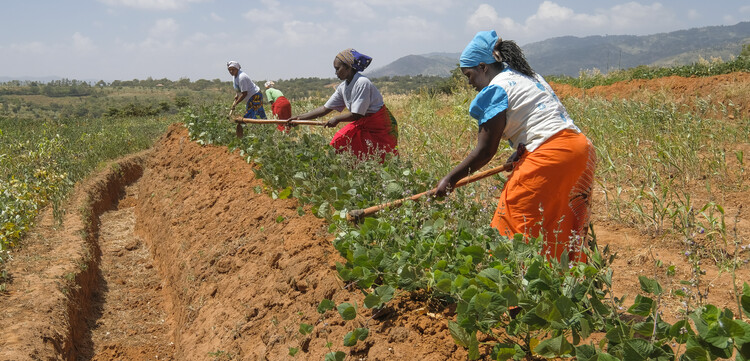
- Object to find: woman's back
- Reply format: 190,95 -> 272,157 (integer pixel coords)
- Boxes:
485,68 -> 578,151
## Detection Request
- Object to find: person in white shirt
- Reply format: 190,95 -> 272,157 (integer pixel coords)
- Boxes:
227,61 -> 266,120
287,49 -> 398,161
436,30 -> 596,262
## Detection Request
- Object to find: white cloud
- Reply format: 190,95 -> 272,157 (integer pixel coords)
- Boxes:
687,9 -> 700,20
324,0 -> 376,21
127,18 -> 180,50
9,41 -> 48,55
740,6 -> 750,14
468,4 -> 504,31
723,15 -> 737,24
606,2 -> 670,29
149,18 -> 179,38
362,15 -> 447,62
243,0 -> 294,25
72,32 -> 95,52
528,1 -> 607,27
97,0 -> 211,10
279,20 -> 336,47
374,16 -> 440,42
187,32 -> 209,42
210,12 -> 224,22
360,0 -> 456,13
466,1 -> 680,43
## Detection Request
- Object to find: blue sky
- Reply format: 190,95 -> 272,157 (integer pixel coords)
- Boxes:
1,0 -> 748,82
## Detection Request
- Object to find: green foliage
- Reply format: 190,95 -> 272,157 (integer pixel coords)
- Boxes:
372,75 -> 451,95
256,75 -> 449,100
324,351 -> 346,361
565,95 -> 748,237
0,78 -> 228,122
298,323 -> 313,335
740,43 -> 750,59
185,81 -> 750,358
0,110 -> 174,262
548,50 -> 750,89
0,79 -> 92,97
576,264 -> 750,361
185,104 -> 616,359
431,67 -> 474,95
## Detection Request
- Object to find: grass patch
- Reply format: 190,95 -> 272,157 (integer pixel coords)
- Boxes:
0,112 -> 175,261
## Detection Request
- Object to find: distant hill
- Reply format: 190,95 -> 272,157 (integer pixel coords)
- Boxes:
365,53 -> 460,78
525,21 -> 750,76
366,22 -> 750,78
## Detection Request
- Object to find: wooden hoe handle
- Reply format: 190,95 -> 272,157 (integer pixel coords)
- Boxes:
346,161 -> 514,223
235,118 -> 326,126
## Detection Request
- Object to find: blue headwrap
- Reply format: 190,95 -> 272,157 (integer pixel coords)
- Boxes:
459,30 -> 499,68
336,48 -> 373,72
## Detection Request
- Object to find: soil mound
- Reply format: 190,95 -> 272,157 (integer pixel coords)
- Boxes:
551,72 -> 750,118
133,125 -> 465,360
0,125 -> 466,360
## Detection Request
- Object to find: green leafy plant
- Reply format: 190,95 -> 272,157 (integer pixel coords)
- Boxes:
184,90 -> 748,359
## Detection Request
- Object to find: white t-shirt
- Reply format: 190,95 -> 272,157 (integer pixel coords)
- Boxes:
233,70 -> 260,102
324,72 -> 384,115
469,67 -> 579,152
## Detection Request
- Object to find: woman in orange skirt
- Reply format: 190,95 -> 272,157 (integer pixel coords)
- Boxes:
287,48 -> 398,161
436,31 -> 596,262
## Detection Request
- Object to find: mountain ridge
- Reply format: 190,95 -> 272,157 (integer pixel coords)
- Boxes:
365,21 -> 750,78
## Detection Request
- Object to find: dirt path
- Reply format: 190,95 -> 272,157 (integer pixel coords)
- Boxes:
0,153 -> 148,361
84,184 -> 175,360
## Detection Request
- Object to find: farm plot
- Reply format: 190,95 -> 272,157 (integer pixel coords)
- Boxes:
0,73 -> 748,360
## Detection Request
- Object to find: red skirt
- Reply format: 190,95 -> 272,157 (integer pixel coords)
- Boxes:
272,96 -> 292,131
330,105 -> 398,161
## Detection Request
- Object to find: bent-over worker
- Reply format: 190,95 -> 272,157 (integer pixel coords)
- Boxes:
287,49 -> 398,161
264,81 -> 292,132
227,61 -> 266,120
436,30 -> 596,262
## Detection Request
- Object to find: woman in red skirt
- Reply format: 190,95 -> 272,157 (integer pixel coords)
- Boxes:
287,48 -> 398,161
264,81 -> 292,132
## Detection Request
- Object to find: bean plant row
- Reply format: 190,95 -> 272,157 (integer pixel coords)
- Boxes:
185,75 -> 749,359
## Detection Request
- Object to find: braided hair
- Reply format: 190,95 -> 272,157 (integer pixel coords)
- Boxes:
493,39 -> 534,77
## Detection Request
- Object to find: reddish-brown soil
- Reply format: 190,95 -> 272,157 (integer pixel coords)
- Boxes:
0,73 -> 748,361
550,72 -> 750,118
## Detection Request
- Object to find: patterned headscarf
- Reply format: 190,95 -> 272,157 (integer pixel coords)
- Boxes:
227,61 -> 241,70
459,30 -> 500,68
264,81 -> 275,88
335,48 -> 372,72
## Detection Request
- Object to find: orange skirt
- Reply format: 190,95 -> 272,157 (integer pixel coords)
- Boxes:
490,129 -> 596,262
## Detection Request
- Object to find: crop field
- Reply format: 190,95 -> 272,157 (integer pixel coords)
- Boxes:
0,62 -> 749,360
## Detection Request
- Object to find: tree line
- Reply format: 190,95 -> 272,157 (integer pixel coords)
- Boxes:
0,74 -> 452,100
